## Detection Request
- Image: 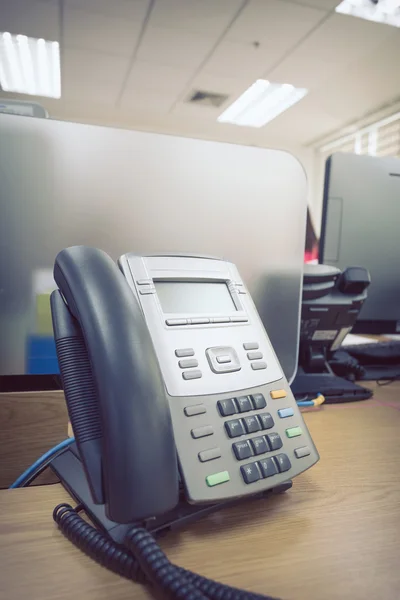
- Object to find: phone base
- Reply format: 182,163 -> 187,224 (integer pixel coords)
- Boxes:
51,445 -> 293,544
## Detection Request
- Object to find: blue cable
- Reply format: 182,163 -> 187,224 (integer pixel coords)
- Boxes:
9,437 -> 75,489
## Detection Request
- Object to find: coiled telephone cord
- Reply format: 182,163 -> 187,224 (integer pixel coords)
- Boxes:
54,503 -> 279,600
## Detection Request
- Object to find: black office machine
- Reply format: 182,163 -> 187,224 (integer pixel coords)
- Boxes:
291,264 -> 372,402
50,246 -> 319,599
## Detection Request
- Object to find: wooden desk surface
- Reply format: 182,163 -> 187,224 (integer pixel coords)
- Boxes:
1,383 -> 400,600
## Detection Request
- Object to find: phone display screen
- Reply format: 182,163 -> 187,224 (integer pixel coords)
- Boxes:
154,281 -> 236,314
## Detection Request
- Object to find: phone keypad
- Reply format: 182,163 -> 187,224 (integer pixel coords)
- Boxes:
193,387 -> 307,490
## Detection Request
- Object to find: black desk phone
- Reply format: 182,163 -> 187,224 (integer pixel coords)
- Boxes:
50,246 -> 319,598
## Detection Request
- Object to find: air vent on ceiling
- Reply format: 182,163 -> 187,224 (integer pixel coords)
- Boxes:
186,89 -> 229,108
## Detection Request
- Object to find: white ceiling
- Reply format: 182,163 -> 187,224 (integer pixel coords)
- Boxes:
1,0 -> 400,148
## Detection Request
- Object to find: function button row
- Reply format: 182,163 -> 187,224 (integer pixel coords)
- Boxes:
167,317 -> 248,326
174,348 -> 203,380
217,393 -> 266,417
241,453 -> 291,484
225,412 -> 274,438
233,432 -> 283,460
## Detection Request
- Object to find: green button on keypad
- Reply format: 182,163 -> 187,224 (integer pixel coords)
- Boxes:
206,471 -> 230,487
286,426 -> 302,438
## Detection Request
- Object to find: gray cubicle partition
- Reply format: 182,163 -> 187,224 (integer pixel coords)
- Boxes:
0,113 -> 307,382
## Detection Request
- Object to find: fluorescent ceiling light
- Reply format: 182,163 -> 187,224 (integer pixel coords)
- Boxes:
217,80 -> 308,128
0,32 -> 61,98
335,0 -> 400,27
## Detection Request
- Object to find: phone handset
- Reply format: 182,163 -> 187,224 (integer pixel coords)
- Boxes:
51,246 -> 179,523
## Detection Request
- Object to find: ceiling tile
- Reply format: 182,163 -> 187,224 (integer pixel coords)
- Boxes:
255,95 -> 342,144
63,0 -> 150,20
149,0 -> 244,35
203,40 -> 277,80
64,6 -> 142,56
136,27 -> 216,68
63,48 -> 130,105
227,0 -> 324,45
0,0 -> 60,41
205,0 -> 325,79
121,61 -> 194,96
311,31 -> 400,125
269,13 -> 395,90
119,89 -> 178,113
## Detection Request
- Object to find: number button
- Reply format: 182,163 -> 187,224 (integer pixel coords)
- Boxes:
217,398 -> 236,417
232,441 -> 252,461
236,396 -> 252,413
274,453 -> 291,473
258,413 -> 274,430
251,393 -> 266,410
250,436 -> 268,455
258,457 -> 278,478
266,432 -> 283,451
240,462 -> 261,484
243,415 -> 261,434
225,419 -> 245,438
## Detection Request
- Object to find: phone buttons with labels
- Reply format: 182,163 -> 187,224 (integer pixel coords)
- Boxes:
206,471 -> 230,487
182,370 -> 202,380
236,396 -> 252,413
233,441 -> 252,460
198,447 -> 221,462
191,425 -> 214,439
217,398 -> 236,416
225,419 -> 246,438
243,415 -> 260,433
240,463 -> 261,484
250,436 -> 268,455
258,457 -> 278,478
258,413 -> 274,430
266,432 -> 283,450
274,453 -> 291,473
250,393 -> 266,409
